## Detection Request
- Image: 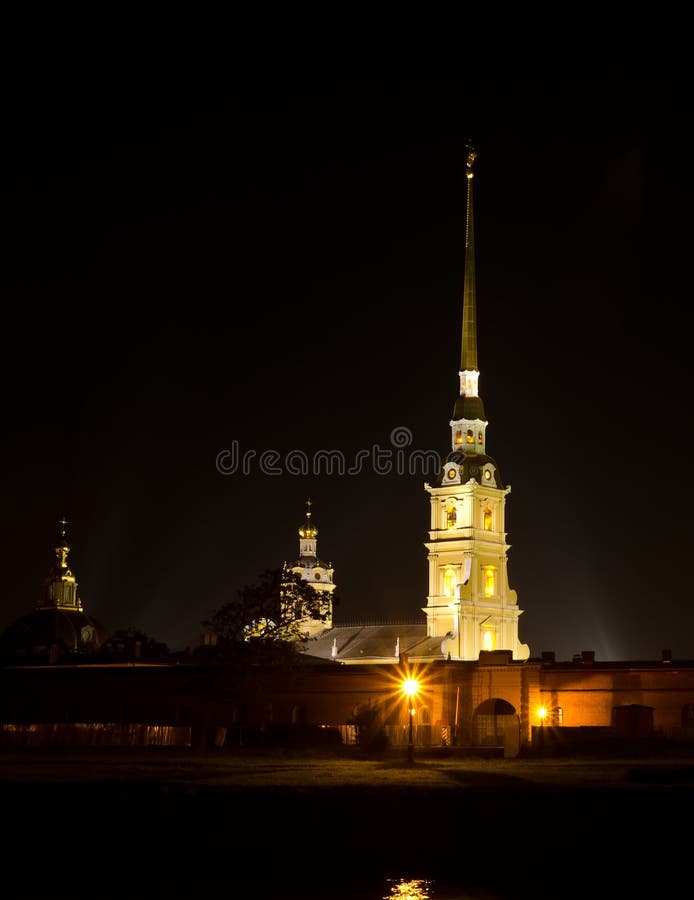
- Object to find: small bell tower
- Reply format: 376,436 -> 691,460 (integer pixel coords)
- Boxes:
40,516 -> 82,612
289,499 -> 336,636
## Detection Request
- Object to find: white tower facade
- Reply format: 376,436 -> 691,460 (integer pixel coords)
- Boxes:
423,147 -> 529,661
289,499 -> 336,637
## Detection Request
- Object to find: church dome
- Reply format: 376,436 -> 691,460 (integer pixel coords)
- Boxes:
0,516 -> 109,665
298,498 -> 318,539
452,393 -> 486,422
435,450 -> 504,488
0,609 -> 109,665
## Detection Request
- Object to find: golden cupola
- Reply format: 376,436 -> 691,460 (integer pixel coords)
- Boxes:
0,516 -> 109,665
298,498 -> 318,541
41,516 -> 82,611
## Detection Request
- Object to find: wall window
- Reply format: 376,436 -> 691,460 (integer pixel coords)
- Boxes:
483,507 -> 492,531
483,566 -> 496,597
446,504 -> 457,529
443,566 -> 457,597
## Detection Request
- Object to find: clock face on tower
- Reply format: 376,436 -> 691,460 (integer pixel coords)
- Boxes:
447,468 -> 457,480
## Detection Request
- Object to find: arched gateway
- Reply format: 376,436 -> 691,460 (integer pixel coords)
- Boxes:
473,698 -> 518,747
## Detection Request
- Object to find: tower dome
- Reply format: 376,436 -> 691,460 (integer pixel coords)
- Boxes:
298,499 -> 318,540
0,517 -> 109,665
288,499 -> 336,637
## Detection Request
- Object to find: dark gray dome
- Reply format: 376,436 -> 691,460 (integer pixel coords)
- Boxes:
452,394 -> 486,422
0,609 -> 109,665
433,451 -> 504,488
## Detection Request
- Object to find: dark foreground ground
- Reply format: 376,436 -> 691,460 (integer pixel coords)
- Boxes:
2,745 -> 692,899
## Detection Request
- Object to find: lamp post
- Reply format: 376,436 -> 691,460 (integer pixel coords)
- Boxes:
403,678 -> 418,765
537,705 -> 547,757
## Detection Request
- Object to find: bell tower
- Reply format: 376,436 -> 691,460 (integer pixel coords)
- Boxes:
40,516 -> 82,611
288,499 -> 336,636
423,146 -> 530,661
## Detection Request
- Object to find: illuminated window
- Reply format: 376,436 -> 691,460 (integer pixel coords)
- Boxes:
466,429 -> 474,444
482,630 -> 494,651
483,566 -> 496,597
446,503 -> 457,529
478,431 -> 483,443
483,507 -> 492,531
455,429 -> 462,445
443,566 -> 457,597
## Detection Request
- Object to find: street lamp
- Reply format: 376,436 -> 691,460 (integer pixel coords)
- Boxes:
403,677 -> 419,765
537,705 -> 548,757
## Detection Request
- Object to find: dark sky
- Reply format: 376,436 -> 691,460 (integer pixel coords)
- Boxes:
2,28 -> 692,660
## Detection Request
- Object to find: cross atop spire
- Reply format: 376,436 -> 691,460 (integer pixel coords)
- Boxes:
299,498 -> 317,539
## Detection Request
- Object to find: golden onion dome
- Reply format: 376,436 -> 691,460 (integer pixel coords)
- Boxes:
298,498 -> 318,539
299,519 -> 317,539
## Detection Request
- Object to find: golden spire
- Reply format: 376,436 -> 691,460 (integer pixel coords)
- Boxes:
56,516 -> 70,570
40,515 -> 82,611
461,141 -> 478,372
298,498 -> 318,539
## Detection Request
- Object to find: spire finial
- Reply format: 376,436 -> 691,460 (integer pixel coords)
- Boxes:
466,141 -> 477,176
461,141 -> 478,371
56,516 -> 70,567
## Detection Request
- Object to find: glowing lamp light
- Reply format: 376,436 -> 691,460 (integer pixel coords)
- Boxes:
403,677 -> 419,764
403,678 -> 419,699
537,704 -> 548,757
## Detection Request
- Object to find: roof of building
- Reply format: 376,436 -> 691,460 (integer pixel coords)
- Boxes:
300,623 -> 448,663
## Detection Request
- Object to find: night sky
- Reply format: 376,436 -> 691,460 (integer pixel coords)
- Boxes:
2,28 -> 692,660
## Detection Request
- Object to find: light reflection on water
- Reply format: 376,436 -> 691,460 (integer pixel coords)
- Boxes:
381,877 -> 507,900
383,877 -> 433,899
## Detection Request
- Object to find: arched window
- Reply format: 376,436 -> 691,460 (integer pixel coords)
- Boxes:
483,507 -> 492,531
455,429 -> 462,445
483,566 -> 496,597
482,629 -> 494,651
466,429 -> 474,444
478,431 -> 483,443
446,503 -> 457,529
443,566 -> 457,597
